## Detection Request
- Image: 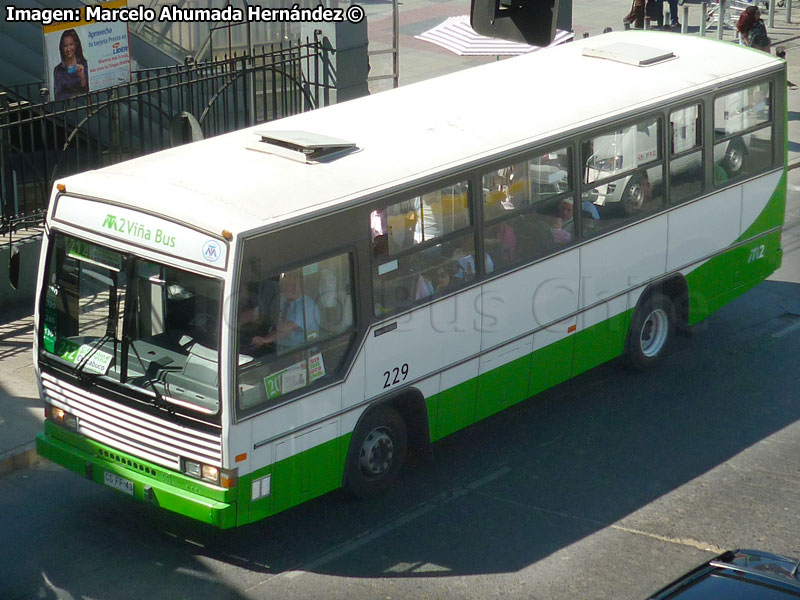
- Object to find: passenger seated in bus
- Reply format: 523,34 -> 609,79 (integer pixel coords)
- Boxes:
373,233 -> 389,259
415,270 -> 435,300
251,271 -> 321,353
485,201 -> 517,264
239,280 -> 263,339
433,264 -> 456,295
238,279 -> 279,350
451,246 -> 495,277
541,199 -> 573,244
514,215 -> 554,258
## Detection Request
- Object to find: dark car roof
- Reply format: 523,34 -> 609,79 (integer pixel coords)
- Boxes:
649,550 -> 800,599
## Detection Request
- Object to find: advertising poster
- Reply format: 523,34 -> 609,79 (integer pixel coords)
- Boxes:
42,0 -> 131,100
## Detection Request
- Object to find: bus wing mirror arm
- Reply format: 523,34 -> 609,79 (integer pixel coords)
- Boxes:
8,242 -> 20,291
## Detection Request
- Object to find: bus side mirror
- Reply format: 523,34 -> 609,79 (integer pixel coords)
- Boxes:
8,243 -> 20,291
470,0 -> 559,46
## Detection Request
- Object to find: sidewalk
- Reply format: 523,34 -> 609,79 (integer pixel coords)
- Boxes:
0,312 -> 41,474
3,1 -> 800,475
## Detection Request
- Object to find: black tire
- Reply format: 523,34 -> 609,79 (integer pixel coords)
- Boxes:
621,172 -> 647,216
624,292 -> 675,371
722,137 -> 747,178
343,405 -> 407,498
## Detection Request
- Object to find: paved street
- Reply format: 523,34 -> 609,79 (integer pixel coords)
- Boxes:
1,253 -> 799,598
2,0 -> 800,598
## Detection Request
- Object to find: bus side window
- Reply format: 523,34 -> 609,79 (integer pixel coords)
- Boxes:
581,117 -> 664,237
371,180 -> 474,316
236,252 -> 357,413
669,104 -> 704,205
713,82 -> 774,185
482,147 -> 573,270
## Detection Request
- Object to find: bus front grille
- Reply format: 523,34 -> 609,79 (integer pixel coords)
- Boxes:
40,373 -> 222,471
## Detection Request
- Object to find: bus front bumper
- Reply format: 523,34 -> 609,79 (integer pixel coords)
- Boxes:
36,430 -> 238,529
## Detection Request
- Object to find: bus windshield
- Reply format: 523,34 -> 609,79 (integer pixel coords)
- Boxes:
39,232 -> 223,417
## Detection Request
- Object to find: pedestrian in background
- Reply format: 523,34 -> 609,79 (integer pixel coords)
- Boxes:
664,0 -> 680,28
737,6 -> 771,52
651,0 -> 680,30
624,0 -> 646,28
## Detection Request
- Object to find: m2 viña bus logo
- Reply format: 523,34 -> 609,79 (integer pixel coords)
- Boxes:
202,240 -> 222,263
101,213 -> 176,248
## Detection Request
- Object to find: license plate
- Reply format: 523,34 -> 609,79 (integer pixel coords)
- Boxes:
103,471 -> 134,496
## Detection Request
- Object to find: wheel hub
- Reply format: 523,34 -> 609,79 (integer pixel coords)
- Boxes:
640,308 -> 669,358
359,427 -> 394,478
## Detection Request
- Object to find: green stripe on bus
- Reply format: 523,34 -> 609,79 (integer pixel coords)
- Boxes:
476,353 -> 533,422
243,435 -> 347,523
686,229 -> 783,324
572,311 -> 631,378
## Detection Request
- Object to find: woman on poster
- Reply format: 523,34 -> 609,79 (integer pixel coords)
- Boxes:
53,29 -> 89,100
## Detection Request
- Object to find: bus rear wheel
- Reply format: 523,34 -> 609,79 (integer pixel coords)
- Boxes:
344,405 -> 407,498
624,292 -> 675,371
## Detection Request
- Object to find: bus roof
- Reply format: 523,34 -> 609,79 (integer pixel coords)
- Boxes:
58,31 -> 782,239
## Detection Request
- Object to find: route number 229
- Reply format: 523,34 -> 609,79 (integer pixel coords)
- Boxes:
383,364 -> 409,388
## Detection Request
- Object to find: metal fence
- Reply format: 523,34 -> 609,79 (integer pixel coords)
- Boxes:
0,35 -> 327,243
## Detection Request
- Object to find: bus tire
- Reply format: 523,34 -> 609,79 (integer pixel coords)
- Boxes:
722,137 -> 746,177
624,292 -> 675,371
344,405 -> 407,499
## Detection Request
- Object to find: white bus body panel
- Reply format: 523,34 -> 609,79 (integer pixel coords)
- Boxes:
364,288 -> 482,400
580,215 -> 668,315
741,171 -> 782,235
667,187 -> 742,271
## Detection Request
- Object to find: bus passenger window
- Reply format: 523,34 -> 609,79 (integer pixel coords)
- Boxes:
236,252 -> 356,412
713,82 -> 773,184
481,147 -> 573,270
669,104 -> 704,205
371,180 -> 475,316
581,118 -> 664,237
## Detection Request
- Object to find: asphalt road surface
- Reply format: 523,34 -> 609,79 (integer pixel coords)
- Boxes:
1,172 -> 798,600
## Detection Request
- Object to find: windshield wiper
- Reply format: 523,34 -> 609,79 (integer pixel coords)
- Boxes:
124,336 -> 176,415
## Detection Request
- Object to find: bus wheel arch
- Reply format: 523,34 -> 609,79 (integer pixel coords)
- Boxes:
342,389 -> 429,498
625,277 -> 686,371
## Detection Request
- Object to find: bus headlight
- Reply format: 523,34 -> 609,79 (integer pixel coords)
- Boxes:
202,464 -> 219,482
45,403 -> 79,432
181,459 -> 237,488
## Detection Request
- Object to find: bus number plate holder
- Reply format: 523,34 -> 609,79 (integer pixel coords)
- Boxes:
104,471 -> 135,496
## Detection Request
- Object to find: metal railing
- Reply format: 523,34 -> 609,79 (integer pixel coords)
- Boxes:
0,36 -> 327,244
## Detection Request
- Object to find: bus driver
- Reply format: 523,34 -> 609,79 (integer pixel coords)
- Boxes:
250,271 -> 320,352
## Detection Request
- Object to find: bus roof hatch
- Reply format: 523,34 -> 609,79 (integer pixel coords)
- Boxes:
249,130 -> 358,163
582,43 -> 675,67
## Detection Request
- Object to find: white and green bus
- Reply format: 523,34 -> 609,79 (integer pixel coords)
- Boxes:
35,32 -> 787,528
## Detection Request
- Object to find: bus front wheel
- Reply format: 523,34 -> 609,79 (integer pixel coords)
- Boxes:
344,405 -> 408,498
625,292 -> 675,371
